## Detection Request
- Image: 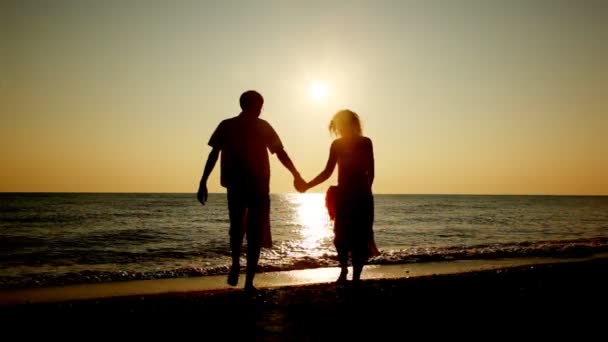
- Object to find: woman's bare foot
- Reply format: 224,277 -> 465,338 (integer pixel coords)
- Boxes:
336,269 -> 348,284
244,284 -> 259,296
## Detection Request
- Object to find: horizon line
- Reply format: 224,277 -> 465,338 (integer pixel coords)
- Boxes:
0,191 -> 606,197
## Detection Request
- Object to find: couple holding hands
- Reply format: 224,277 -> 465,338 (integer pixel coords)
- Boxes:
198,90 -> 375,293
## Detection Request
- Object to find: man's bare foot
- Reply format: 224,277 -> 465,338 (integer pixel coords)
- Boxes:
227,267 -> 239,286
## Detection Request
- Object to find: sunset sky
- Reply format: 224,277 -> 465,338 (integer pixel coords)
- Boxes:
1,0 -> 606,195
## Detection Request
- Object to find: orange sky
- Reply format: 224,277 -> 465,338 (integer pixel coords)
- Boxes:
1,0 -> 606,195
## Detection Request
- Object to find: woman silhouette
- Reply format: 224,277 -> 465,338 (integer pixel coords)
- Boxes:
303,109 -> 376,283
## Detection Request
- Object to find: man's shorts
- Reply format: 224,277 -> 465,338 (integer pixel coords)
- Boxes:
227,188 -> 272,248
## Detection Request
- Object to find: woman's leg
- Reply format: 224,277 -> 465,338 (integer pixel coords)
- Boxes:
336,242 -> 349,283
351,244 -> 366,283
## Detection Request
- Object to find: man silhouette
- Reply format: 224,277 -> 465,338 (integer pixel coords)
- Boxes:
198,90 -> 305,293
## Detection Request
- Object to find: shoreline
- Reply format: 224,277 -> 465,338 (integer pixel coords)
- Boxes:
1,254 -> 606,306
3,236 -> 607,291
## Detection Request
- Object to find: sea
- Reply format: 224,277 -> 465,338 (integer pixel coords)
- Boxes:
1,193 -> 607,289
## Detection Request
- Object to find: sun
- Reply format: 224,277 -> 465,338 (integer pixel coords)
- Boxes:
309,82 -> 329,102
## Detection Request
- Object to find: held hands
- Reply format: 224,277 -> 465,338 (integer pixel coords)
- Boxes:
293,174 -> 308,193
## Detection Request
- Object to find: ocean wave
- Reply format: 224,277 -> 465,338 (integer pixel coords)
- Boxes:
0,247 -> 233,267
373,237 -> 608,264
1,237 -> 607,289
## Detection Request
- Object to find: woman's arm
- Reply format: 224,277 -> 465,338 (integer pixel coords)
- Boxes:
305,142 -> 338,190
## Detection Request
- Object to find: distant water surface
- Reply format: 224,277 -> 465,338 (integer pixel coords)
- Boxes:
1,193 -> 606,288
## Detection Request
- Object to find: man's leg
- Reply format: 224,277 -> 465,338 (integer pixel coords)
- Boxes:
245,239 -> 261,291
227,189 -> 246,286
243,193 -> 269,292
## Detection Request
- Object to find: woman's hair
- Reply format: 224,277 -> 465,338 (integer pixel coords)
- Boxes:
329,109 -> 362,137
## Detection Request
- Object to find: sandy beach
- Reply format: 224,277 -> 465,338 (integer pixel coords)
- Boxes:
1,257 -> 606,339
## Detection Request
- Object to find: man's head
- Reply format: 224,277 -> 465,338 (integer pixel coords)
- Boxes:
239,90 -> 264,117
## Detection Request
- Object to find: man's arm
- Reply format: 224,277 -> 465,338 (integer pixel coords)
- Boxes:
276,149 -> 306,192
198,148 -> 220,205
276,149 -> 298,176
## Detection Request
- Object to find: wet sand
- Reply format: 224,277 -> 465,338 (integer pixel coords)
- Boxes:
1,258 -> 606,340
2,255 -> 595,306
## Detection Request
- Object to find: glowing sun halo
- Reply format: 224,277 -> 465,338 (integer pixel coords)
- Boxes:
309,82 -> 328,102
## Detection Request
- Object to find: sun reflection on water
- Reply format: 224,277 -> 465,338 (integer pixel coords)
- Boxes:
289,193 -> 333,253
